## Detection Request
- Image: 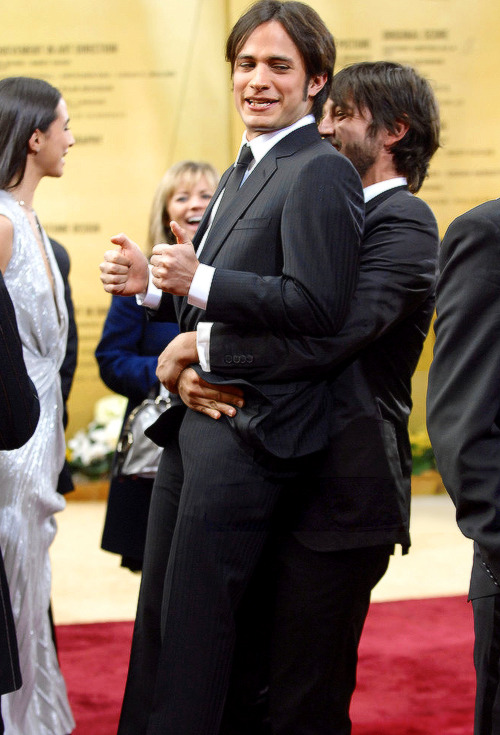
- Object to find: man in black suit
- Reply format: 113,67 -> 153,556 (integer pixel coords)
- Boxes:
175,61 -> 441,733
99,2 -> 363,733
47,238 -> 78,654
50,237 -> 78,496
0,271 -> 39,733
427,201 -> 500,734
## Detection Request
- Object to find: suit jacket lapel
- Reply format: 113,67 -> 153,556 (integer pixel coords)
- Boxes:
199,124 -> 320,265
178,124 -> 321,324
176,163 -> 275,327
191,167 -> 233,250
199,156 -> 278,265
174,167 -> 233,323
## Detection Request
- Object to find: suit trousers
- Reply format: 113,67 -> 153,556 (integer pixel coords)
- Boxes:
117,428 -> 183,735
472,594 -> 500,734
268,537 -> 392,735
118,409 -> 307,735
221,536 -> 392,735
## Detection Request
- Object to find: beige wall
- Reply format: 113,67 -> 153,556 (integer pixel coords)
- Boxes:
3,0 -> 499,436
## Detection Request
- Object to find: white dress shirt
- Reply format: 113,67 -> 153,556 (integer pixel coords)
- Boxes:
139,114 -> 317,371
363,177 -> 407,203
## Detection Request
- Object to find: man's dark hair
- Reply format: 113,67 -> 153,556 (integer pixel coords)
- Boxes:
0,76 -> 61,190
226,0 -> 335,123
331,61 -> 440,193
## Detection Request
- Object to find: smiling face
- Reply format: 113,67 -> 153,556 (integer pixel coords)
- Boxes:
319,97 -> 384,183
166,175 -> 215,239
232,20 -> 326,140
35,98 -> 74,178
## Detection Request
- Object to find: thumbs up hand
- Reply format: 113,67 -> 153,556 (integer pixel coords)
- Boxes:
150,220 -> 199,296
100,233 -> 149,296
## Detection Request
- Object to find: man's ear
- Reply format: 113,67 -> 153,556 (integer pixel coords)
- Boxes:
385,118 -> 409,146
307,72 -> 328,99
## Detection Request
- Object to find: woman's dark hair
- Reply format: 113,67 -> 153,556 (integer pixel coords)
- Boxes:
226,0 -> 335,123
0,76 -> 61,190
330,61 -> 440,193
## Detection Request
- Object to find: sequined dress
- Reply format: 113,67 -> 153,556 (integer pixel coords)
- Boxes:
0,192 -> 75,734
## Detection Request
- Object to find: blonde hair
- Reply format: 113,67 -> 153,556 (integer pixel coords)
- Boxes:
147,161 -> 219,252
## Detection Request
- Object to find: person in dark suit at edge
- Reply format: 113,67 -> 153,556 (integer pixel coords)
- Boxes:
427,200 -> 500,734
50,237 -> 78,496
0,270 -> 40,734
174,61 -> 441,734
47,237 -> 78,658
99,2 -> 364,733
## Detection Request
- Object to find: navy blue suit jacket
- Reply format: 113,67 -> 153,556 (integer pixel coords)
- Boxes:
96,295 -> 178,410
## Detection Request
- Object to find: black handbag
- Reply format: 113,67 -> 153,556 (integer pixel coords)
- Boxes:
114,384 -> 171,479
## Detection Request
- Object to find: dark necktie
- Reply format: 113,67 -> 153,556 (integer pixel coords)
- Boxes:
215,144 -> 254,219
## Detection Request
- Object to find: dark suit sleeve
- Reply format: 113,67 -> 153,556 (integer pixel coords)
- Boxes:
95,295 -> 178,404
205,152 -> 363,338
48,239 -> 77,493
50,239 -> 78,408
149,292 -> 178,323
96,295 -> 160,398
0,272 -> 40,449
427,206 -> 500,583
208,193 -> 438,381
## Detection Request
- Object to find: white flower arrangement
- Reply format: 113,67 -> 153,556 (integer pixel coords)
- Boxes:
67,394 -> 127,479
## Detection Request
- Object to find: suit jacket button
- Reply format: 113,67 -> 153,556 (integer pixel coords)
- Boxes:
224,355 -> 233,364
246,355 -> 253,364
233,355 -> 241,364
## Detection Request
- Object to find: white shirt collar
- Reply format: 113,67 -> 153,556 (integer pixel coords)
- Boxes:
236,114 -> 315,169
363,177 -> 407,203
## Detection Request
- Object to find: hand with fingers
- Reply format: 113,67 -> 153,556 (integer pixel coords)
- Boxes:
150,220 -> 199,296
177,368 -> 245,420
100,233 -> 149,296
156,331 -> 200,393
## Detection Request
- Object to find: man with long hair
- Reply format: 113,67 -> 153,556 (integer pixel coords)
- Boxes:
216,61 -> 440,734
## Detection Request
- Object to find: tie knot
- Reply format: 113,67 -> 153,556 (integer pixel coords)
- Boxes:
236,144 -> 253,167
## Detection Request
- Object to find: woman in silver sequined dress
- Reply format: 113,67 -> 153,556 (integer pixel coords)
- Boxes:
0,77 -> 75,734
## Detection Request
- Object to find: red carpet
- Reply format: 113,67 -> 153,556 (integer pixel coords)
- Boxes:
351,595 -> 475,734
57,595 -> 475,735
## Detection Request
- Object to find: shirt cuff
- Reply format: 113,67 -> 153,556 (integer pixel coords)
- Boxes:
188,263 -> 215,309
197,322 -> 214,372
136,264 -> 162,310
